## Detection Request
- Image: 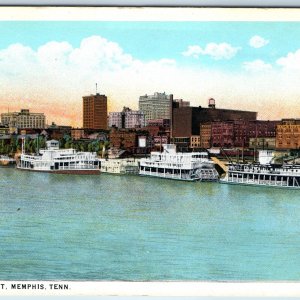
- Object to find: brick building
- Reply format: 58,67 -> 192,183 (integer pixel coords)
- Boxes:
47,126 -> 72,140
248,120 -> 280,150
109,128 -> 137,152
200,120 -> 279,149
173,99 -> 190,108
172,104 -> 257,139
249,137 -> 276,150
276,119 -> 300,150
211,121 -> 234,148
199,123 -> 212,149
147,119 -> 170,128
190,135 -> 201,149
83,93 -> 107,129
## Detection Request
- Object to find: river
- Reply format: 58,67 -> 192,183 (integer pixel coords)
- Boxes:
0,167 -> 299,280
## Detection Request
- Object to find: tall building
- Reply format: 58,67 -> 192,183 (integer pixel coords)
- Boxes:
83,93 -> 107,129
1,109 -> 46,129
139,92 -> 173,124
108,107 -> 145,129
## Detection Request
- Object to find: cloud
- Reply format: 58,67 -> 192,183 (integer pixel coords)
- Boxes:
0,35 -> 299,126
0,36 -> 179,126
276,49 -> 300,70
69,36 -> 135,71
182,43 -> 240,60
182,45 -> 202,58
249,35 -> 269,48
243,59 -> 272,72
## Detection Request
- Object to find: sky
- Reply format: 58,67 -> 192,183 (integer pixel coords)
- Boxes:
0,21 -> 300,126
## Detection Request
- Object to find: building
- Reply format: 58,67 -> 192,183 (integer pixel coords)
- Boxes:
276,119 -> 300,150
207,120 -> 279,149
248,120 -> 279,138
147,119 -> 170,128
108,107 -> 145,129
249,137 -> 276,150
248,120 -> 280,150
233,120 -> 250,148
153,135 -> 169,149
0,125 -> 9,136
172,101 -> 257,139
125,109 -> 145,129
173,99 -> 190,108
199,123 -> 212,149
47,126 -> 72,140
109,128 -> 137,152
71,128 -> 87,140
108,112 -> 122,128
190,135 -> 201,149
139,92 -> 173,124
1,109 -> 46,129
83,93 -> 107,129
211,121 -> 234,148
172,100 -> 257,150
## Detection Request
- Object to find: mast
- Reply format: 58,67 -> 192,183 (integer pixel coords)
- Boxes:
21,137 -> 25,154
36,134 -> 39,155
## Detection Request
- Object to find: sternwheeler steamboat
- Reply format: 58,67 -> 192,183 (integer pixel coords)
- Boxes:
17,139 -> 100,174
221,150 -> 300,189
139,144 -> 219,181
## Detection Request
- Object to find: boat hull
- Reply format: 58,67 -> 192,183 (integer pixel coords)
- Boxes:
139,172 -> 198,181
220,178 -> 300,189
16,167 -> 100,175
0,161 -> 15,167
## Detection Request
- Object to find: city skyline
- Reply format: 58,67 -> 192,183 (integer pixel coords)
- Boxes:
1,21 -> 300,126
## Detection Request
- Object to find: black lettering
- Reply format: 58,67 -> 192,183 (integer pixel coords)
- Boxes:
10,283 -> 45,290
49,284 -> 69,290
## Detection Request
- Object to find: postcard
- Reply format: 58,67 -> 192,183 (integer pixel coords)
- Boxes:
0,6 -> 300,297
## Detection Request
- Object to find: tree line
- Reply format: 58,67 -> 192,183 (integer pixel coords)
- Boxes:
0,134 -> 110,156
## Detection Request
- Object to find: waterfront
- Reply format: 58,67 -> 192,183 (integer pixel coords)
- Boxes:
0,168 -> 300,281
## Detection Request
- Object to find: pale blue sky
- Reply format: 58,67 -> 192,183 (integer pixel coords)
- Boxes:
0,21 -> 300,125
0,21 -> 298,70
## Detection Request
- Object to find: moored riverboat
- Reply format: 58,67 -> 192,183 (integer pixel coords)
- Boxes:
99,158 -> 140,175
139,144 -> 219,181
221,150 -> 300,188
0,155 -> 16,166
17,139 -> 100,175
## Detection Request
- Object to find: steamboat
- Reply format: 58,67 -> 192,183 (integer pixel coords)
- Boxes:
139,144 -> 219,181
0,155 -> 16,166
17,139 -> 100,174
221,150 -> 300,188
99,158 -> 140,175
